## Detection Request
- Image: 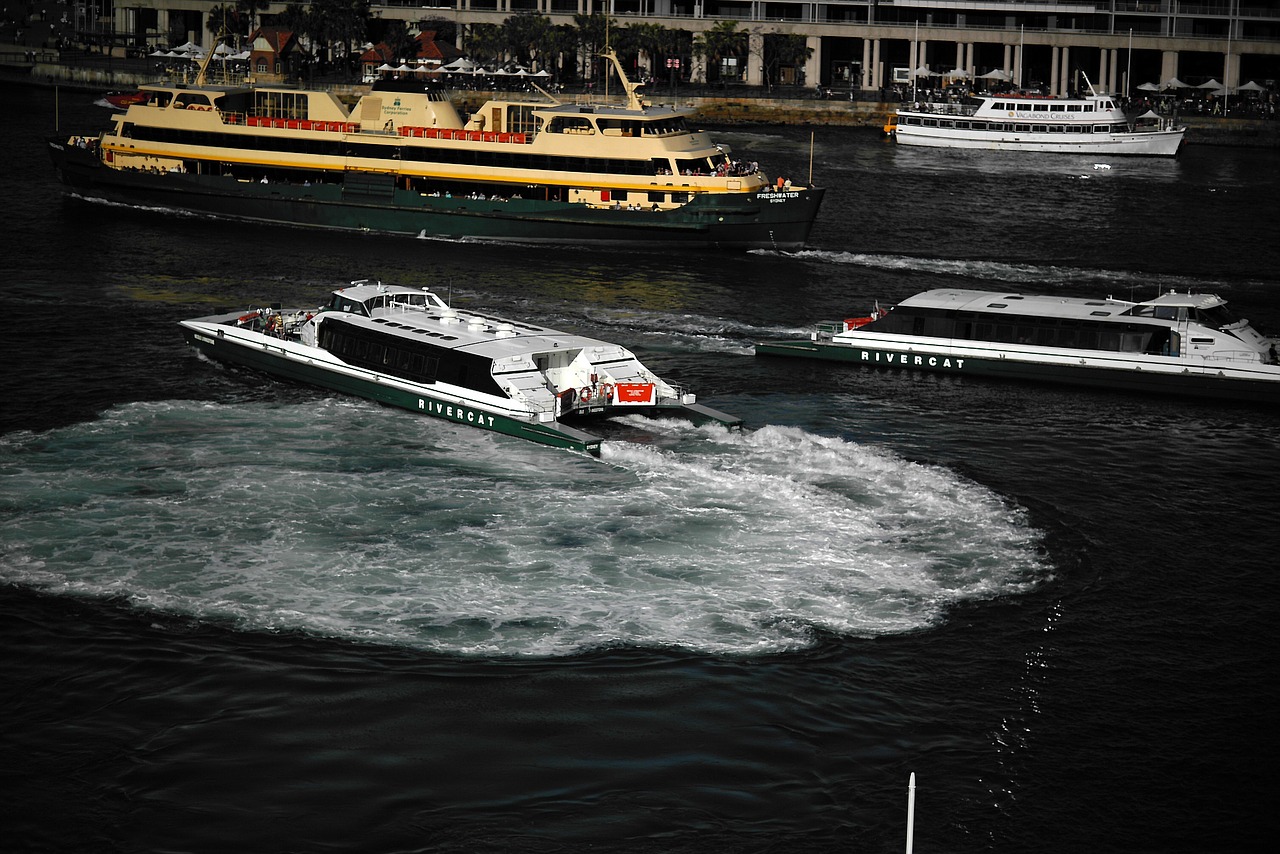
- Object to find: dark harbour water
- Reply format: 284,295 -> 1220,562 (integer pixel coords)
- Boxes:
3,85 -> 1280,853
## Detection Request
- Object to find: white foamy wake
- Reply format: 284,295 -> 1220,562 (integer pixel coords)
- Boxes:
789,249 -> 1254,292
0,401 -> 1046,656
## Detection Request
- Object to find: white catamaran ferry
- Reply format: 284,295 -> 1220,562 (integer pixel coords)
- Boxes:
181,281 -> 741,454
756,289 -> 1280,404
890,76 -> 1185,156
49,50 -> 822,249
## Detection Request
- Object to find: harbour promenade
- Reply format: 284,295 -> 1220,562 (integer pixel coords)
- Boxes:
7,48 -> 1277,147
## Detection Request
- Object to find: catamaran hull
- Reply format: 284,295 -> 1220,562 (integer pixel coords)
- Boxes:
894,127 -> 1184,156
181,322 -> 604,453
50,143 -> 823,249
755,338 -> 1280,404
181,321 -> 737,453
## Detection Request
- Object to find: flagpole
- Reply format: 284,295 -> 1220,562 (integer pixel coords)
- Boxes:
1126,28 -> 1132,99
1018,24 -> 1024,89
912,21 -> 918,102
1224,0 -> 1233,115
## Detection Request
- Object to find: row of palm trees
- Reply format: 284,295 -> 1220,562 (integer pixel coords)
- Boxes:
206,5 -> 813,87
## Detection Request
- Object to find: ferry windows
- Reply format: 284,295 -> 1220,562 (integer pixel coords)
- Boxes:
1050,105 -> 1066,112
1094,125 -> 1111,133
640,117 -> 689,136
505,105 -> 539,136
1197,305 -> 1238,330
648,191 -> 665,203
671,191 -> 690,203
254,91 -> 308,120
547,116 -> 595,135
1032,125 -> 1048,133
1033,104 -> 1048,112
597,119 -> 642,137
174,94 -> 212,109
1015,124 -> 1031,133
675,158 -> 712,175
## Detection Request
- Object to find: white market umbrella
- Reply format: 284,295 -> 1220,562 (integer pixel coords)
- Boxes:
532,69 -> 550,78
376,63 -> 394,71
1161,77 -> 1190,90
945,68 -> 971,79
1237,80 -> 1266,92
979,69 -> 1012,81
1137,81 -> 1160,92
910,65 -> 936,79
1197,78 -> 1223,89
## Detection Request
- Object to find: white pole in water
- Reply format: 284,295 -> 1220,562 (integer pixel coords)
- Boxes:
906,772 -> 917,854
808,130 -> 814,186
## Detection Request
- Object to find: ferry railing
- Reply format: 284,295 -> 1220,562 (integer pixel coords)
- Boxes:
1199,350 -> 1267,365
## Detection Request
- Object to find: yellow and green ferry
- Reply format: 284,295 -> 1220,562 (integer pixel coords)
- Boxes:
49,52 -> 823,249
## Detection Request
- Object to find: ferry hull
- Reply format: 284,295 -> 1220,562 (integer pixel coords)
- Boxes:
181,322 -> 604,453
755,338 -> 1280,405
894,127 -> 1184,156
50,141 -> 822,250
182,320 -> 740,453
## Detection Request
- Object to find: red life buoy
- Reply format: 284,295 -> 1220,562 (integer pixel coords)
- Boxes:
580,386 -> 592,402
600,383 -> 615,402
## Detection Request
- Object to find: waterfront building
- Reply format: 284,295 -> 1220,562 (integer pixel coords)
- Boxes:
12,2 -> 1280,97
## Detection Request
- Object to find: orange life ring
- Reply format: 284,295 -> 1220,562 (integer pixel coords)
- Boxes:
600,383 -> 615,401
580,386 -> 592,402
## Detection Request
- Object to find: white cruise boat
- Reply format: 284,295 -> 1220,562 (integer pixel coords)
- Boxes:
756,289 -> 1280,404
890,77 -> 1185,156
181,281 -> 740,454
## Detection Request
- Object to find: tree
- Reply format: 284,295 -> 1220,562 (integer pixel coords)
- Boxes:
206,5 -> 246,42
371,18 -> 418,63
503,12 -> 552,69
463,23 -> 505,67
236,0 -> 270,37
309,0 -> 369,78
763,33 -> 813,89
693,20 -> 745,84
620,22 -> 666,80
572,12 -> 611,84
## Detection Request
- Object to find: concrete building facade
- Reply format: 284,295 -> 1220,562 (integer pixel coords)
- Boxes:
50,1 -> 1280,96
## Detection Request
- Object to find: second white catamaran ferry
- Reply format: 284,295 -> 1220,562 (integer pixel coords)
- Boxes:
756,289 -> 1280,404
181,281 -> 741,454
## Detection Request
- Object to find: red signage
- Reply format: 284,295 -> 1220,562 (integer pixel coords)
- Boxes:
614,383 -> 656,405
